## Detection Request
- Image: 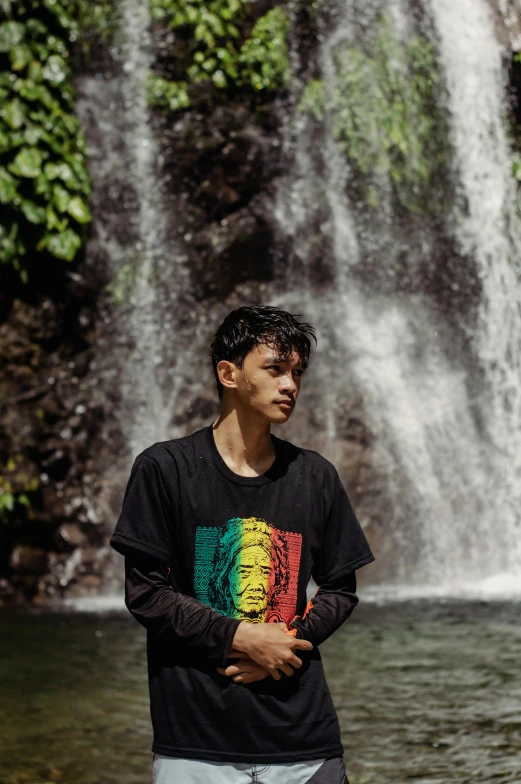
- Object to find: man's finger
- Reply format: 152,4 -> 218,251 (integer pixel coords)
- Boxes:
292,639 -> 313,651
227,648 -> 252,660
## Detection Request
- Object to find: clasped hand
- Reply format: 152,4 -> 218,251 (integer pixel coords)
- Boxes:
216,621 -> 310,684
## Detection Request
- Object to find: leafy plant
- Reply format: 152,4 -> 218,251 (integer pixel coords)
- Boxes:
148,0 -> 290,112
0,1 -> 105,282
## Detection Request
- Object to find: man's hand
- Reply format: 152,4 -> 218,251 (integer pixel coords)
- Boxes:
228,621 -> 313,681
216,656 -> 270,684
216,623 -> 306,683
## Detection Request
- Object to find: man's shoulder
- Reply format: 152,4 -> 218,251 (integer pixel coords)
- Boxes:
136,426 -> 207,468
272,432 -> 338,479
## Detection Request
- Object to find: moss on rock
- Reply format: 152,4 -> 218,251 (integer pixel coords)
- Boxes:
298,12 -> 448,212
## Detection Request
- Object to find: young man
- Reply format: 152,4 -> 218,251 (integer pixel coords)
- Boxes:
110,305 -> 375,784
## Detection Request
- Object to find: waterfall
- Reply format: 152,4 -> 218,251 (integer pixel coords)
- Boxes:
275,0 -> 521,596
76,0 -> 183,466
69,0 -> 521,605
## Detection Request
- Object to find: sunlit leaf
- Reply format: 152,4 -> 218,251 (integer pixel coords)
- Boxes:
0,167 -> 18,204
21,198 -> 47,223
3,98 -> 25,129
67,195 -> 91,224
44,227 -> 82,261
8,146 -> 43,178
0,21 -> 25,53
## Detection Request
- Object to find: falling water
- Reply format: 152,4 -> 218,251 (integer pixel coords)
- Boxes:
76,0 -> 184,465
275,0 -> 521,595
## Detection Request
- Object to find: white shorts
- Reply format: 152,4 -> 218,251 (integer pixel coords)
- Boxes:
152,753 -> 348,783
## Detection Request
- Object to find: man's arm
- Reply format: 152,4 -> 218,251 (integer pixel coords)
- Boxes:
124,553 -> 313,677
286,571 -> 359,646
124,552 -> 242,668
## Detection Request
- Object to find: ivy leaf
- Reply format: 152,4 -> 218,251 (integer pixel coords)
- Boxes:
212,70 -> 227,89
9,43 -> 33,71
44,228 -> 82,261
21,199 -> 47,224
0,127 -> 9,154
53,183 -> 71,212
26,18 -> 48,38
44,161 -> 74,183
27,60 -> 43,82
0,167 -> 18,204
3,98 -> 25,130
34,171 -> 50,195
67,195 -> 91,223
0,21 -> 25,53
42,54 -> 68,85
0,221 -> 19,263
8,146 -> 43,178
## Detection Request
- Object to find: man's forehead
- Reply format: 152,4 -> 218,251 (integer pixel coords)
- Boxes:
252,344 -> 304,364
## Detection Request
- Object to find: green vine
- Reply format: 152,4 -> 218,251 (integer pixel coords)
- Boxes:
148,0 -> 290,112
298,12 -> 448,212
0,1 -> 112,283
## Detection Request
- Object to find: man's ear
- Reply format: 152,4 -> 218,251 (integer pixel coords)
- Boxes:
217,359 -> 238,392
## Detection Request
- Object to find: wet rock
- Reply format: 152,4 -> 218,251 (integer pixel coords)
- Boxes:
9,546 -> 48,575
52,523 -> 88,551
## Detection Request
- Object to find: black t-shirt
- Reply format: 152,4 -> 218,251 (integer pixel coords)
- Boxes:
110,423 -> 375,763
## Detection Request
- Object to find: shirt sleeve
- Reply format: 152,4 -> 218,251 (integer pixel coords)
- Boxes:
287,571 -> 359,646
312,464 -> 375,584
109,453 -> 175,564
124,552 -> 243,668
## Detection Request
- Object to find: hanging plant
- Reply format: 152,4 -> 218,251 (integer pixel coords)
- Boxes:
0,1 -> 99,283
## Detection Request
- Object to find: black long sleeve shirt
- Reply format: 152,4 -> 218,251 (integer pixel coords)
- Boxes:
124,552 -> 358,670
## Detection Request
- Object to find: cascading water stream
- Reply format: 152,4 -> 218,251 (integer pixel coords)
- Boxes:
70,0 -> 189,608
428,0 -> 521,586
77,0 -> 184,465
275,0 -> 521,596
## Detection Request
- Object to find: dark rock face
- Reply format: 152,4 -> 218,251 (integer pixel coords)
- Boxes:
154,90 -> 287,303
0,262 -> 115,603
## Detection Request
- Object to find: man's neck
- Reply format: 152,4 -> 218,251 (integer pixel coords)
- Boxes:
211,412 -> 276,478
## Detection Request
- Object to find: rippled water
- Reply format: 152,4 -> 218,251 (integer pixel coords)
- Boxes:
1,600 -> 520,784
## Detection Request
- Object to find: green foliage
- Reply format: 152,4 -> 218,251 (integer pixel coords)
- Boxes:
297,78 -> 325,120
0,454 -> 37,525
236,8 -> 290,92
148,0 -> 290,112
0,0 -> 101,282
146,74 -> 190,112
298,12 -> 447,211
0,490 -> 30,524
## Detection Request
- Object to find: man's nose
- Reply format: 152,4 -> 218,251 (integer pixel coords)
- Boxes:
279,373 -> 298,396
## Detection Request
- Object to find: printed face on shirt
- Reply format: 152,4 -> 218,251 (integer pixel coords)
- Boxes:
194,517 -> 302,625
216,342 -> 307,423
228,542 -> 272,616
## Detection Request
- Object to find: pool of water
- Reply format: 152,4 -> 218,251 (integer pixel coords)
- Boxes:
1,598 -> 520,784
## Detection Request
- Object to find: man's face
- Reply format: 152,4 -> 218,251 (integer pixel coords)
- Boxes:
221,342 -> 306,422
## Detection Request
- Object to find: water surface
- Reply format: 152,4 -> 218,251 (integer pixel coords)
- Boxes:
1,599 -> 520,784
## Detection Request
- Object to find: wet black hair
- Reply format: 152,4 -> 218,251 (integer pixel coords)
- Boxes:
209,304 -> 317,401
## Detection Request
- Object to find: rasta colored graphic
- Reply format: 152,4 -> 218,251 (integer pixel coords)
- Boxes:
194,517 -> 302,624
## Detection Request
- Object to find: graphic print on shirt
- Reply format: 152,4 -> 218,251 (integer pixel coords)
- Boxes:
194,517 -> 302,624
